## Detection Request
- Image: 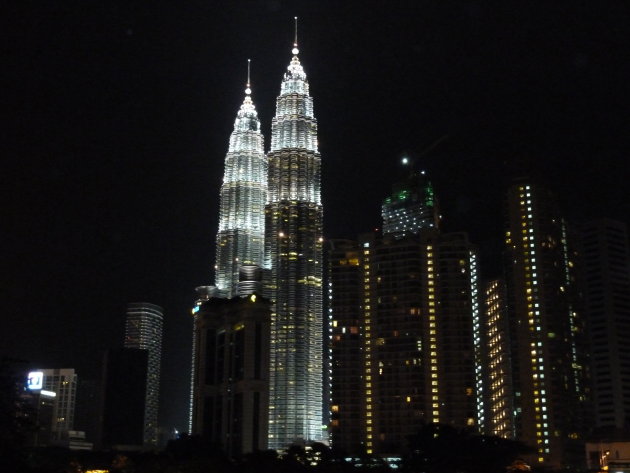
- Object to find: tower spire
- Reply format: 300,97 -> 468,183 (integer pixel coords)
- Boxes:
245,58 -> 251,95
292,16 -> 299,56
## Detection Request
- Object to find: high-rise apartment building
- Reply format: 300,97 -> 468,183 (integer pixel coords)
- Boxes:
504,181 -> 587,468
481,279 -> 514,439
579,219 -> 630,434
326,166 -> 480,455
125,302 -> 163,448
357,230 -> 480,454
382,169 -> 439,239
192,294 -> 271,456
39,368 -> 77,442
327,239 -> 363,454
215,61 -> 267,298
264,33 -> 324,449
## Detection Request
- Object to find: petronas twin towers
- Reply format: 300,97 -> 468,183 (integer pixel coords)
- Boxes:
213,26 -> 323,449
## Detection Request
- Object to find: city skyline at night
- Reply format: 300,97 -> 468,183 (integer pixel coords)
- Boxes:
3,2 -> 628,442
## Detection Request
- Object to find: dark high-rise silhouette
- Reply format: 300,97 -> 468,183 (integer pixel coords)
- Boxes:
579,219 -> 630,435
100,348 -> 148,449
503,180 -> 588,467
357,229 -> 480,454
191,293 -> 270,456
327,166 -> 480,455
327,239 -> 363,454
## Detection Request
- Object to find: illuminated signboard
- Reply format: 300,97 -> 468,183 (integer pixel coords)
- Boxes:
27,371 -> 43,390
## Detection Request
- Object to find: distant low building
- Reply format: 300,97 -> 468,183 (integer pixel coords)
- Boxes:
38,368 -> 78,442
586,440 -> 630,473
59,430 -> 93,451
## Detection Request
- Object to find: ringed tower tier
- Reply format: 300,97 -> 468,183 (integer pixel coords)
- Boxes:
264,22 -> 324,449
215,60 -> 267,297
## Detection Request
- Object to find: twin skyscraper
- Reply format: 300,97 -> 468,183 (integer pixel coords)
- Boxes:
195,21 -> 324,451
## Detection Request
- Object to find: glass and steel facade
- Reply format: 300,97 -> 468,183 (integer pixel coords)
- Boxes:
215,75 -> 267,298
264,43 -> 324,449
125,302 -> 163,448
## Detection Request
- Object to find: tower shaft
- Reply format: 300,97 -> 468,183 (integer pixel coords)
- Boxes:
265,48 -> 324,449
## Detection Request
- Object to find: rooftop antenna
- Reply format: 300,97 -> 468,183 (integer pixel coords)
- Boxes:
292,16 -> 299,55
245,59 -> 251,95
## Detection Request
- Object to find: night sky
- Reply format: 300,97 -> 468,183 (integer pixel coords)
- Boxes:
4,1 -> 629,432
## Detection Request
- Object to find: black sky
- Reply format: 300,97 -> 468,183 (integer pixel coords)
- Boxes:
3,1 -> 629,432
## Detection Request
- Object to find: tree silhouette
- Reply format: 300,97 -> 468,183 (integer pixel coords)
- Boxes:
402,423 -> 533,473
0,358 -> 35,471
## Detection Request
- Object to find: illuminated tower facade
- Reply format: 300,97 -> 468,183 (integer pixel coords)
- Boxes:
215,61 -> 267,298
125,302 -> 163,448
265,31 -> 324,449
504,181 -> 587,468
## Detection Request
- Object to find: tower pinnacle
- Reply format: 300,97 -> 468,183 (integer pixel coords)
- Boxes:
245,58 -> 251,95
292,16 -> 299,56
